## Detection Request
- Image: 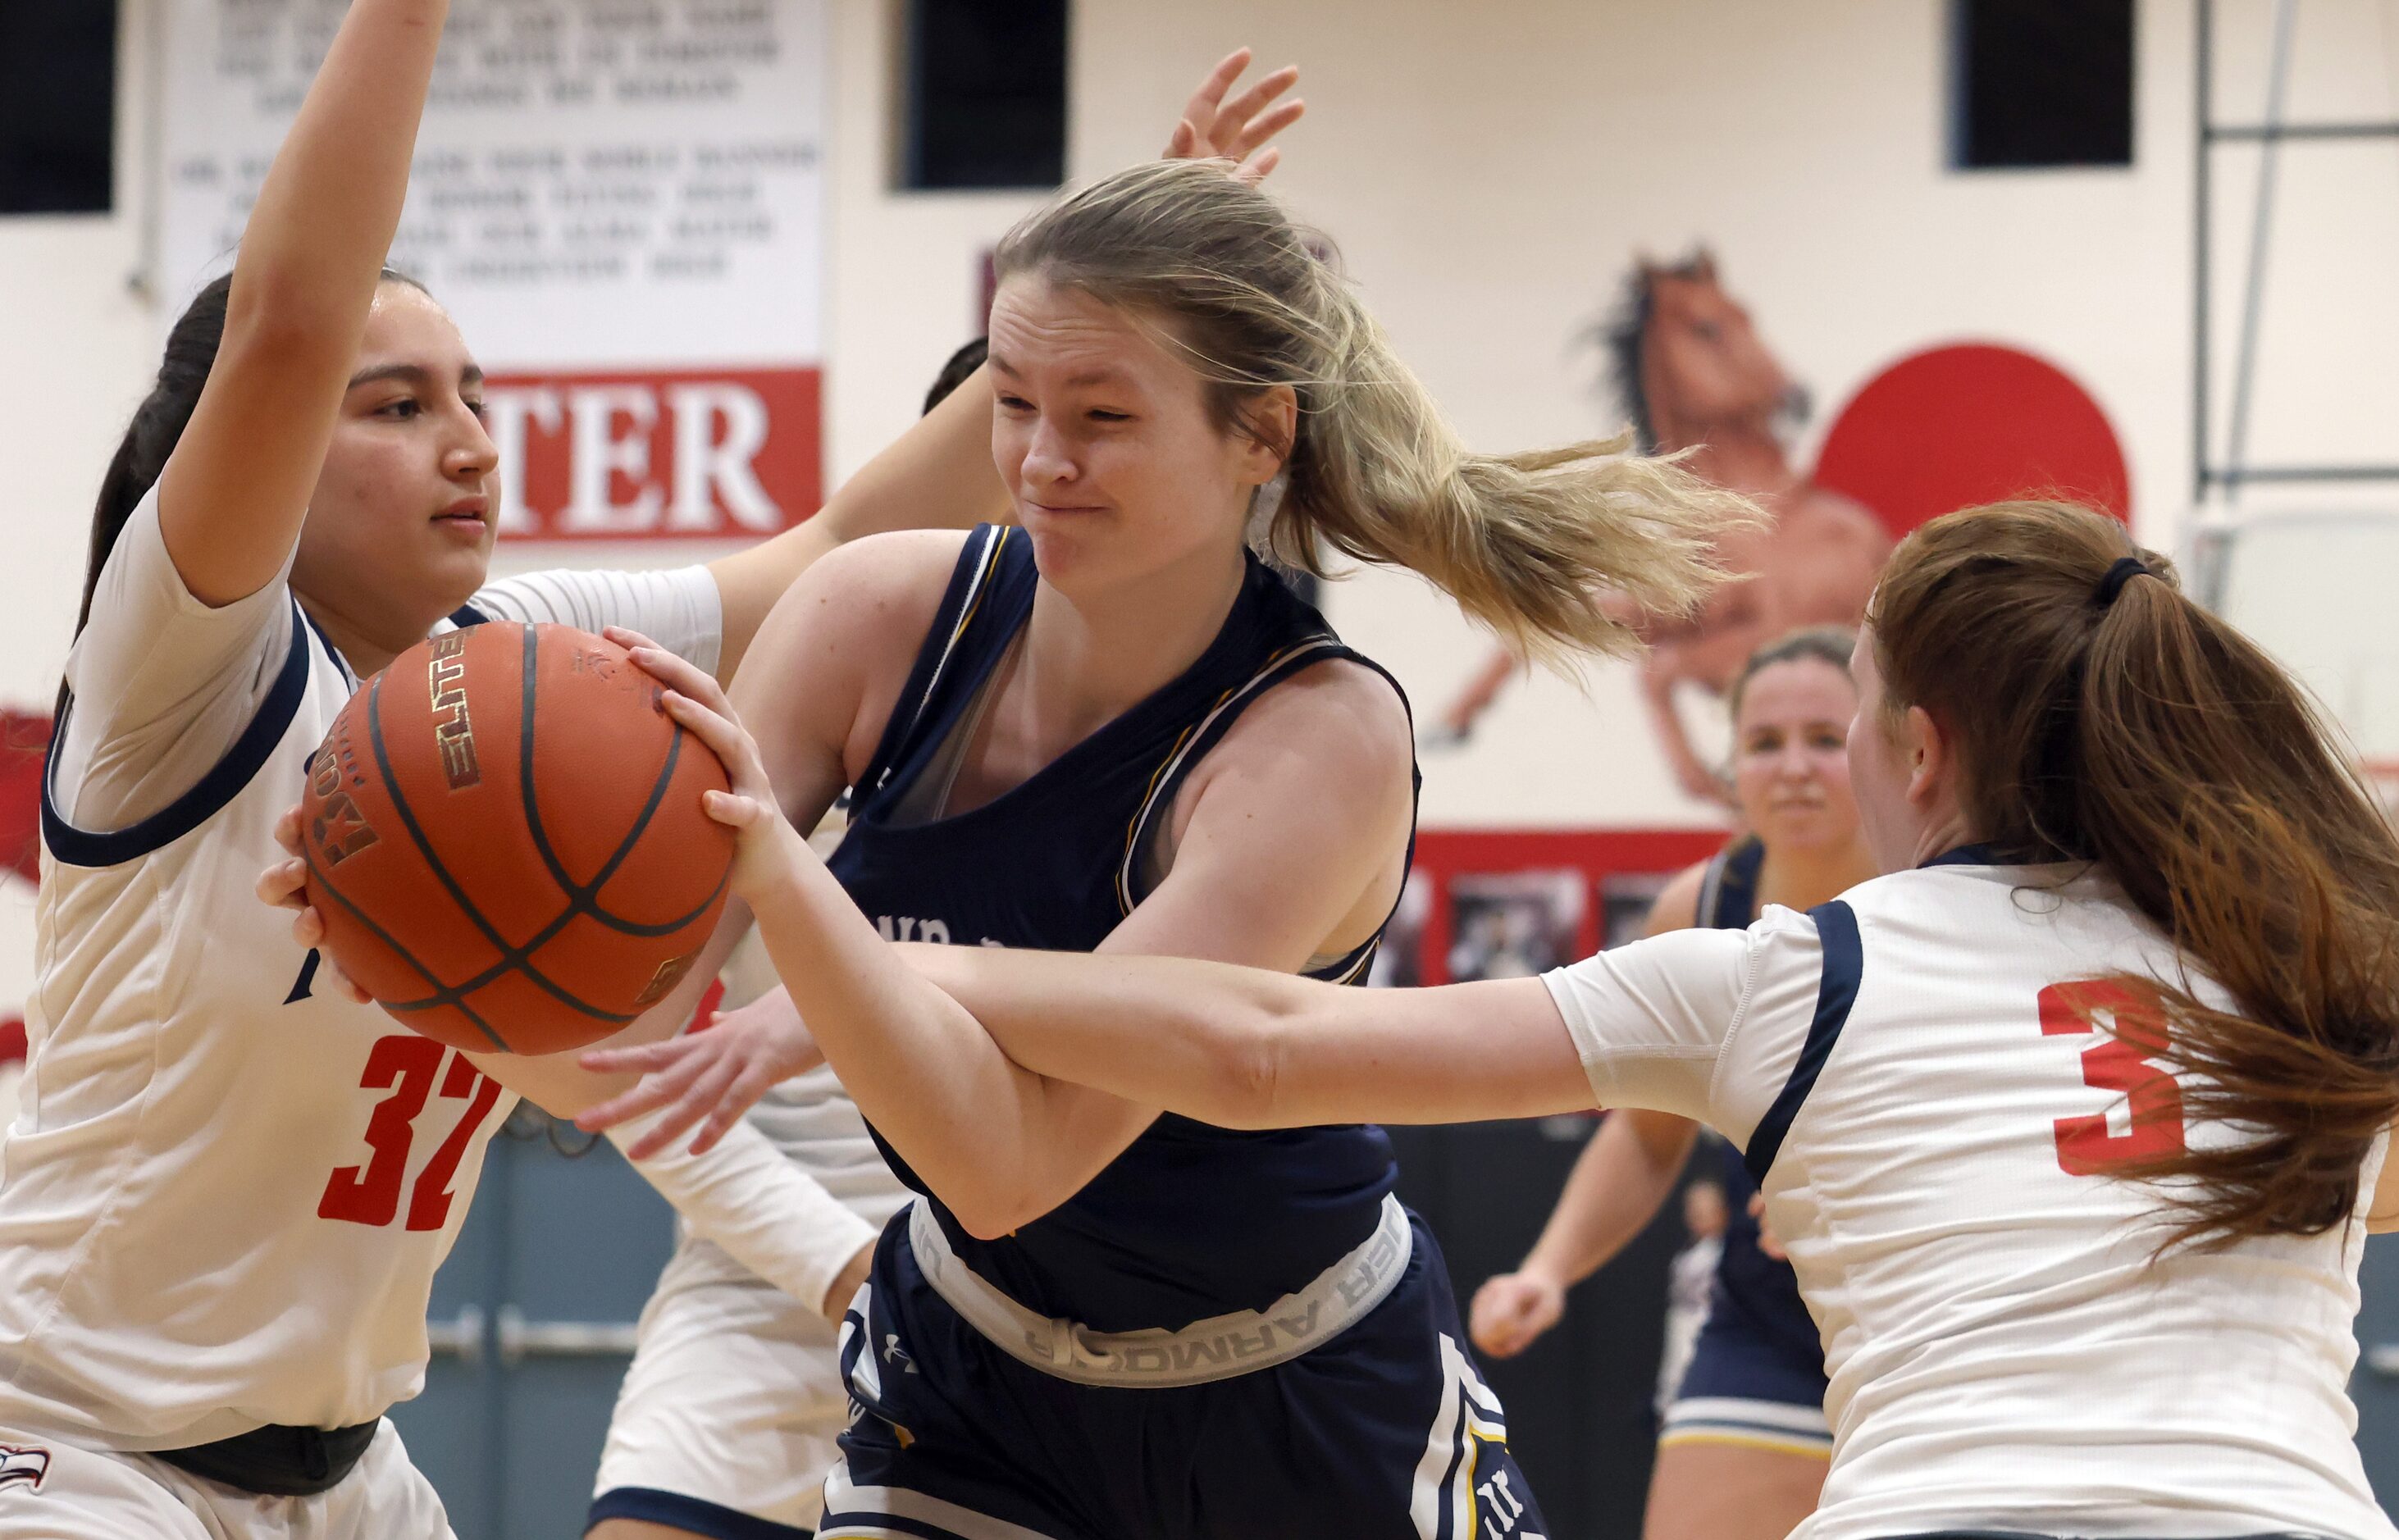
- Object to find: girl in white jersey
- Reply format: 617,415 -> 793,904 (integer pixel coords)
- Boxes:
0,4 -> 1042,1536
617,498 -> 2399,1540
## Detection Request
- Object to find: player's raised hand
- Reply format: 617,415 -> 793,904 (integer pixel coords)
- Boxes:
255,807 -> 372,1004
1163,48 -> 1304,182
577,984 -> 828,1158
1469,1269 -> 1567,1360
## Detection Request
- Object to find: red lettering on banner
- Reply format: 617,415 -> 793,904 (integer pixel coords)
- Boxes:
484,366 -> 822,541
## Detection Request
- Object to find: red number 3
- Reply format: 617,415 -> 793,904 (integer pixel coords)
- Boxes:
2037,979 -> 2187,1176
318,1034 -> 503,1230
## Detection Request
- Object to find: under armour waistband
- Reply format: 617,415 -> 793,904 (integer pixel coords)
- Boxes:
152,1417 -> 380,1497
906,1191 -> 1412,1388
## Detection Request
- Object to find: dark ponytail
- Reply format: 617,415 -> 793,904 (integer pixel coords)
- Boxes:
76,275 -> 235,649
1869,500 -> 2399,1248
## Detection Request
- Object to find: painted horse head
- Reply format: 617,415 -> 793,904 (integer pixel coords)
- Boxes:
1603,250 -> 1806,454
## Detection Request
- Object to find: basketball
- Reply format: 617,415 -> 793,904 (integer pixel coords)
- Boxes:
298,622 -> 735,1055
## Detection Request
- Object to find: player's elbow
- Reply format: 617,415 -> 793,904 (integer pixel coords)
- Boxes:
946,1196 -> 1025,1243
1212,1002 -> 1298,1131
941,1166 -> 1069,1242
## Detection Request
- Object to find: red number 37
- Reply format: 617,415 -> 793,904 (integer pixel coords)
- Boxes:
2038,979 -> 2187,1176
318,1034 -> 503,1232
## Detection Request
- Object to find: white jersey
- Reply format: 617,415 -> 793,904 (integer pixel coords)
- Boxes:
0,488 -> 720,1450
1543,853 -> 2395,1540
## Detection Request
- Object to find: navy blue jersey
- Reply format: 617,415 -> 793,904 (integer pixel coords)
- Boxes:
1693,837 -> 1827,1374
827,526 -> 1416,1333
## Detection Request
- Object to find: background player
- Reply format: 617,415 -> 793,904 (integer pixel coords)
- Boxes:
0,3 -> 1064,1533
584,64 -> 1306,1538
1472,626 -> 1873,1540
554,151 -> 1752,1538
614,499 -> 2399,1540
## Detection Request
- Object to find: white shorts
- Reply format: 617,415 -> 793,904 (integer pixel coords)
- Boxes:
592,1236 -> 851,1537
0,1419 -> 453,1540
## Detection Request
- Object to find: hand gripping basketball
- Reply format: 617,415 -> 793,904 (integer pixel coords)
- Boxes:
600,627 -> 796,894
264,622 -> 737,1055
575,630 -> 828,1157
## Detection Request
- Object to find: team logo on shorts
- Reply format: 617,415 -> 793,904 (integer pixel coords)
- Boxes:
0,1442 -> 50,1492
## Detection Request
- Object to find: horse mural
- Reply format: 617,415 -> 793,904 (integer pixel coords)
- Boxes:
1434,253 -> 1889,805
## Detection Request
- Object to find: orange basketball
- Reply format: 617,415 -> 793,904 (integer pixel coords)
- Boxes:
299,622 -> 735,1055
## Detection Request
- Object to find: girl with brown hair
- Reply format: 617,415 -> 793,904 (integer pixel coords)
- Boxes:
612,499 -> 2399,1539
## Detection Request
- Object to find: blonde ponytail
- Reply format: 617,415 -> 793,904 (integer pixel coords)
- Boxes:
994,159 -> 1754,667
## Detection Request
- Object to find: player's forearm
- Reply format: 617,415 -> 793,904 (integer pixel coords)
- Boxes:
742,824 -> 1071,1232
1518,1110 -> 1695,1287
610,1111 -> 878,1314
892,941 -> 1306,1127
899,946 -> 1594,1132
236,0 -> 446,326
163,0 -> 450,606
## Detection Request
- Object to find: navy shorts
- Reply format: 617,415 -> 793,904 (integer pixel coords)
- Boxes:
1659,1269 -> 1832,1457
820,1210 -> 1548,1540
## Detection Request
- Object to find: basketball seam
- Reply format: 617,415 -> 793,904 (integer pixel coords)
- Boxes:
363,654 -> 639,1027
515,622 -> 718,938
375,862 -> 728,1018
302,844 -> 512,1053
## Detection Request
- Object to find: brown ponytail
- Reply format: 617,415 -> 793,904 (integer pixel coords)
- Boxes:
1869,500 -> 2399,1246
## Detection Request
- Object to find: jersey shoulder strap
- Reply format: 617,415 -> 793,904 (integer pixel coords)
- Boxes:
851,526 -> 1037,806
1696,836 -> 1767,931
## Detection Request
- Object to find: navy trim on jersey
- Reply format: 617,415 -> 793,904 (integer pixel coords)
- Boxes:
586,1487 -> 814,1540
1743,898 -> 1862,1183
40,599 -> 315,869
1113,637 -> 1419,987
449,601 -> 490,629
857,526 -> 1015,800
1921,842 -> 2002,868
1701,836 -> 1766,930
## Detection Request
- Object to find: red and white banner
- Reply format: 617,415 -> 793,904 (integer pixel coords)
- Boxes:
486,366 -> 821,540
157,0 -> 830,541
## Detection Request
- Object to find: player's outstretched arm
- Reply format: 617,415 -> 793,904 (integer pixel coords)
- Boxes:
160,0 -> 449,608
700,47 -> 1304,679
894,944 -> 1595,1130
1471,1109 -> 1699,1358
1471,859 -> 1713,1355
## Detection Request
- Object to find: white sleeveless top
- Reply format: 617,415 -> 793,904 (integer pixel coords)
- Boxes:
0,490 -> 719,1448
1543,854 -> 2394,1540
